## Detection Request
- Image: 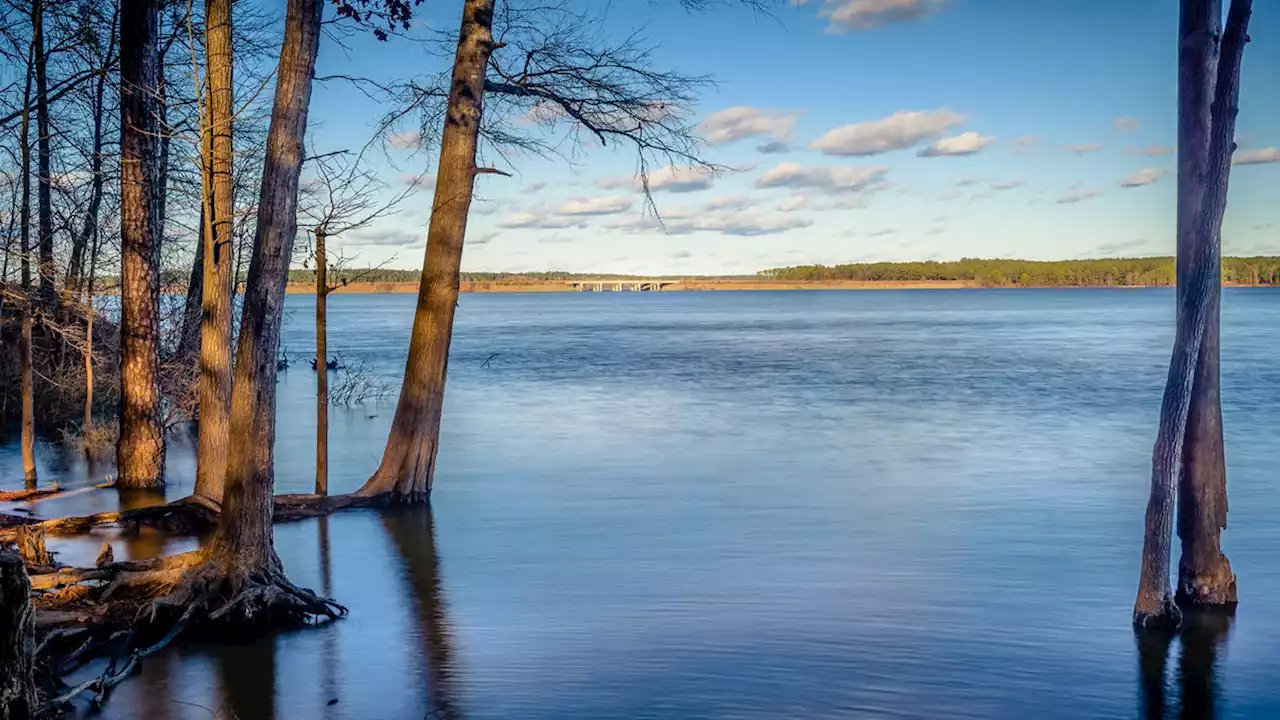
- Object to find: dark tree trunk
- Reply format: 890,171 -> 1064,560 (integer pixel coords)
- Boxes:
117,0 -> 166,489
1135,0 -> 1251,628
1177,0 -> 1249,609
206,0 -> 323,569
19,49 -> 36,489
179,207 -> 205,359
357,0 -> 497,502
33,0 -> 56,306
0,552 -> 36,720
194,0 -> 236,504
315,228 -> 328,496
84,227 -> 100,457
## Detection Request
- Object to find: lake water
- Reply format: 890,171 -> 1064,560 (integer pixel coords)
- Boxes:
4,288 -> 1280,719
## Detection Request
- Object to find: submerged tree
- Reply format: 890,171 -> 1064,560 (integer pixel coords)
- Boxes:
1134,0 -> 1252,629
192,0 -> 237,504
356,0 -> 716,502
116,0 -> 166,489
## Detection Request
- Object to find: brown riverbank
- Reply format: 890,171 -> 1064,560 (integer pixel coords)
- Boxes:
284,279 -> 977,294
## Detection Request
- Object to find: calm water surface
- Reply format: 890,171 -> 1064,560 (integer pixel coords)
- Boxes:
4,289 -> 1280,719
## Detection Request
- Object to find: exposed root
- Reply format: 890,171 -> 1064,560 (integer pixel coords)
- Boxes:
34,551 -> 346,713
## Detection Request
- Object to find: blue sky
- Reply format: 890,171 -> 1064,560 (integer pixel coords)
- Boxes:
303,0 -> 1280,275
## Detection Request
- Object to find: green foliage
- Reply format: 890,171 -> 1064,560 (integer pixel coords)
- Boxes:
760,257 -> 1280,288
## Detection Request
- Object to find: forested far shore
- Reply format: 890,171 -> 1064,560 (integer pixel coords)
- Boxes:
761,257 -> 1280,287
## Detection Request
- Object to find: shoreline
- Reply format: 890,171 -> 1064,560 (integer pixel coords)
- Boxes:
280,279 -> 1278,294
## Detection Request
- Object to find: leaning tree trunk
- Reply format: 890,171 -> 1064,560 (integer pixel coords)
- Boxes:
0,552 -> 36,719
193,0 -> 237,504
1176,0 -> 1250,609
315,227 -> 328,496
33,0 -> 56,307
19,52 -> 36,489
205,0 -> 323,571
1134,0 -> 1251,629
117,0 -> 167,489
179,207 -> 205,359
356,0 -> 497,503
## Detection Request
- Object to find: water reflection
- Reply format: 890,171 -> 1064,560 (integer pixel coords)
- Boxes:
318,517 -> 340,719
217,640 -> 278,720
381,507 -> 461,720
1136,610 -> 1234,720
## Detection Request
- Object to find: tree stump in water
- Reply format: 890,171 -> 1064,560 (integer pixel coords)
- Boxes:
0,551 -> 36,719
15,527 -> 49,568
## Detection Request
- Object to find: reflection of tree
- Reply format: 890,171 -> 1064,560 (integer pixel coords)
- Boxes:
1178,610 -> 1232,720
319,516 -> 340,720
217,639 -> 277,720
381,507 -> 461,720
1135,609 -> 1234,720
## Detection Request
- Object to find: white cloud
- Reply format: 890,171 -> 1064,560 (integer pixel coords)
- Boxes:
1066,144 -> 1104,155
704,195 -> 753,211
555,195 -> 634,215
599,165 -> 717,193
646,165 -> 717,192
796,0 -> 947,33
1119,168 -> 1165,188
777,195 -> 809,212
1056,188 -> 1105,204
699,106 -> 797,145
387,131 -> 422,150
399,173 -> 436,190
609,206 -> 812,236
755,161 -> 889,193
1125,145 -> 1175,157
1114,116 -> 1141,133
497,212 -> 584,229
918,131 -> 994,157
348,227 -> 422,247
810,109 -> 963,156
1234,147 -> 1280,165
990,180 -> 1023,190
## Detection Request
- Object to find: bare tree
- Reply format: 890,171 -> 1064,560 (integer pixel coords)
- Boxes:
18,35 -> 36,488
354,0 -> 718,502
299,149 -> 411,496
1134,0 -> 1252,629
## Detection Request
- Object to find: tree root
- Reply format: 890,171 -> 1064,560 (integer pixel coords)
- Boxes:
34,550 -> 346,713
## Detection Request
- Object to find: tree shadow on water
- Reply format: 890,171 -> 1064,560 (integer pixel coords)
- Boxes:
1137,609 -> 1234,720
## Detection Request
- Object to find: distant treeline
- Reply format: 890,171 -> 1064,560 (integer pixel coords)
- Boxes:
283,269 -> 711,284
760,257 -> 1280,287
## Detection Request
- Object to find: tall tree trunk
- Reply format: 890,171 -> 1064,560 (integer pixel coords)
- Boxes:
314,227 -> 328,496
1135,0 -> 1251,629
84,226 -> 100,457
1177,0 -> 1247,609
33,0 -> 55,306
206,0 -> 322,570
357,0 -> 497,502
67,28 -> 113,291
19,48 -> 36,489
193,0 -> 236,504
0,552 -> 36,719
117,0 -> 166,489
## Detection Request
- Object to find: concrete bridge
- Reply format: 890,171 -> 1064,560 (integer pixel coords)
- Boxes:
566,279 -> 673,292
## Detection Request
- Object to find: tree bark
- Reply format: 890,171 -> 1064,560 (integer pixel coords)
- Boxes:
84,225 -> 100,458
206,0 -> 323,568
179,207 -> 205,359
117,0 -> 166,489
19,45 -> 36,489
33,0 -> 56,306
0,552 -> 36,720
193,0 -> 237,504
1135,0 -> 1251,628
315,227 -> 328,496
357,0 -> 497,502
1176,0 -> 1250,609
